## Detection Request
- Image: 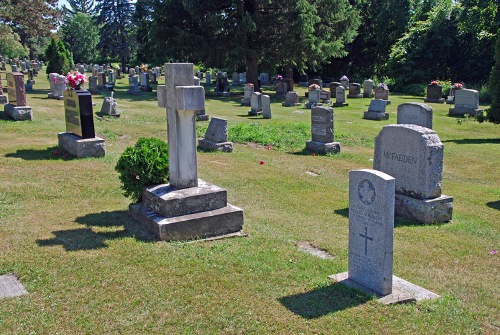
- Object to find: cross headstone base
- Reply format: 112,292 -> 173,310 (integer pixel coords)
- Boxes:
130,179 -> 244,241
4,104 -> 32,121
57,132 -> 106,158
328,272 -> 440,305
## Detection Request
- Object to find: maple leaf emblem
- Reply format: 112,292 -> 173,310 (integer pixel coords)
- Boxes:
358,179 -> 375,205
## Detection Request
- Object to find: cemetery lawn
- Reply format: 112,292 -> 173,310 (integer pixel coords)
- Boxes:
0,72 -> 499,334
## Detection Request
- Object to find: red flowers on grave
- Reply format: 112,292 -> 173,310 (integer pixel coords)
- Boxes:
430,80 -> 440,86
453,82 -> 463,89
308,83 -> 320,91
259,160 -> 265,165
65,71 -> 88,89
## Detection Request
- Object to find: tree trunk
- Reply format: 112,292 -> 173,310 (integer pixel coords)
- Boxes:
247,53 -> 260,92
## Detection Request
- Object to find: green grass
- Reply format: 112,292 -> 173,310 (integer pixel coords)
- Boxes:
0,72 -> 499,334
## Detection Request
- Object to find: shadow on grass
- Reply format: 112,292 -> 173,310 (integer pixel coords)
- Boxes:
279,283 -> 371,319
334,208 -> 349,218
5,146 -> 74,161
486,200 -> 500,210
442,138 -> 500,145
36,210 -> 156,251
0,111 -> 10,120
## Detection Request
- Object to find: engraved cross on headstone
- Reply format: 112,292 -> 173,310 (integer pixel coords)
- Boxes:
165,63 -> 205,189
359,226 -> 373,255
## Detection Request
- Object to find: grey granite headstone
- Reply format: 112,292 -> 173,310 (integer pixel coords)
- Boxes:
305,106 -> 341,154
364,99 -> 389,120
305,89 -> 320,108
282,91 -> 300,107
330,169 -> 441,304
241,83 -> 254,106
363,80 -> 374,98
262,95 -> 271,119
249,92 -> 262,115
348,169 -> 395,295
373,124 -> 453,223
397,103 -> 433,128
333,86 -> 348,107
347,83 -> 363,98
198,117 -> 233,152
449,89 -> 483,117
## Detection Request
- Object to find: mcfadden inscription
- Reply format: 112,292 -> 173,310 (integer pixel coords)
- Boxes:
383,151 -> 417,165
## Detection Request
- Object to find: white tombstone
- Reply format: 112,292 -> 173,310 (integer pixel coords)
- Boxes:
397,102 -> 433,128
249,92 -> 262,116
262,95 -> 271,119
449,89 -> 483,117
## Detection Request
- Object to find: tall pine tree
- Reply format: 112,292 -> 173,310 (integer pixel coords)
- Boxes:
95,0 -> 135,71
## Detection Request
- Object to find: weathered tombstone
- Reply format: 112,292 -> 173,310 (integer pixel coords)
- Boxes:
330,168 -> 441,303
320,89 -> 331,104
215,72 -> 230,97
129,63 -> 244,241
397,102 -> 433,128
88,76 -> 99,94
364,99 -> 389,120
448,89 -> 483,117
305,89 -> 321,108
363,80 -> 374,98
261,95 -> 271,119
347,83 -> 363,98
11,64 -> 18,72
340,76 -> 349,89
129,68 -> 136,76
198,117 -> 233,152
329,82 -> 341,95
373,124 -> 453,223
332,86 -> 348,107
0,74 -> 8,104
249,92 -> 262,116
232,72 -> 240,85
305,106 -> 340,154
284,78 -> 294,92
239,72 -> 246,83
78,64 -> 85,74
58,88 -> 105,157
374,85 -> 391,104
299,74 -> 309,86
205,71 -> 211,85
308,78 -> 323,90
424,83 -> 445,103
4,72 -> 32,120
139,72 -> 152,92
97,72 -> 106,89
25,69 -> 35,91
193,75 -> 209,121
241,83 -> 254,106
259,73 -> 270,85
100,92 -> 119,117
282,91 -> 301,107
127,75 -> 141,95
275,81 -> 288,98
48,74 -> 66,100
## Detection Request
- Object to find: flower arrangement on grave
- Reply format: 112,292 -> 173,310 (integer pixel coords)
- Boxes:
276,74 -> 283,81
376,83 -> 388,90
430,80 -> 440,85
140,64 -> 148,73
340,75 -> 349,81
453,82 -> 463,89
308,83 -> 320,91
65,71 -> 88,89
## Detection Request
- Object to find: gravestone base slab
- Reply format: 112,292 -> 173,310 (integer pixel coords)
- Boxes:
248,110 -> 262,116
198,139 -> 233,152
395,193 -> 453,224
4,104 -> 32,121
364,111 -> 389,120
424,98 -> 445,104
47,93 -> 64,100
241,99 -> 251,106
347,94 -> 363,99
0,95 -> 7,104
57,132 -> 106,158
282,102 -> 301,107
448,107 -> 483,117
196,114 -> 210,121
140,86 -> 153,92
320,99 -> 332,104
332,102 -> 348,107
217,92 -> 230,97
25,84 -> 33,91
329,272 -> 440,305
363,93 -> 373,98
130,202 -> 244,242
305,102 -> 322,109
445,97 -> 454,104
306,140 -> 340,154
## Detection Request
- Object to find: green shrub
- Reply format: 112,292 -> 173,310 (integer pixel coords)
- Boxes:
115,137 -> 169,203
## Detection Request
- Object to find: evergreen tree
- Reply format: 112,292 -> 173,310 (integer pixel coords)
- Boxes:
45,37 -> 71,75
95,0 -> 135,71
487,29 -> 500,124
0,24 -> 28,58
61,12 -> 99,63
65,0 -> 95,15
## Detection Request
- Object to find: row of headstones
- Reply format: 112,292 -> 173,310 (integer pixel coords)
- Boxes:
1,59 -> 42,73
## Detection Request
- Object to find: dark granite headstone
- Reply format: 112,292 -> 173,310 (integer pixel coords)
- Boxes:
64,89 -> 95,139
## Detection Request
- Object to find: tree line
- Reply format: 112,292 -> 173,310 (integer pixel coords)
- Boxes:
0,0 -> 499,121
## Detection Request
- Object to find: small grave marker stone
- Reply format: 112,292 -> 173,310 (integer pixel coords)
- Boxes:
364,99 -> 389,120
397,102 -> 433,128
305,106 -> 340,154
198,117 -> 233,152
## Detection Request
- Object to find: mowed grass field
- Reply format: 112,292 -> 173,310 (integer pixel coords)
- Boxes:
0,71 -> 498,334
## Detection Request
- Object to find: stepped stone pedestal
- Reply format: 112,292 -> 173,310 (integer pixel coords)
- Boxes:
130,179 -> 244,241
